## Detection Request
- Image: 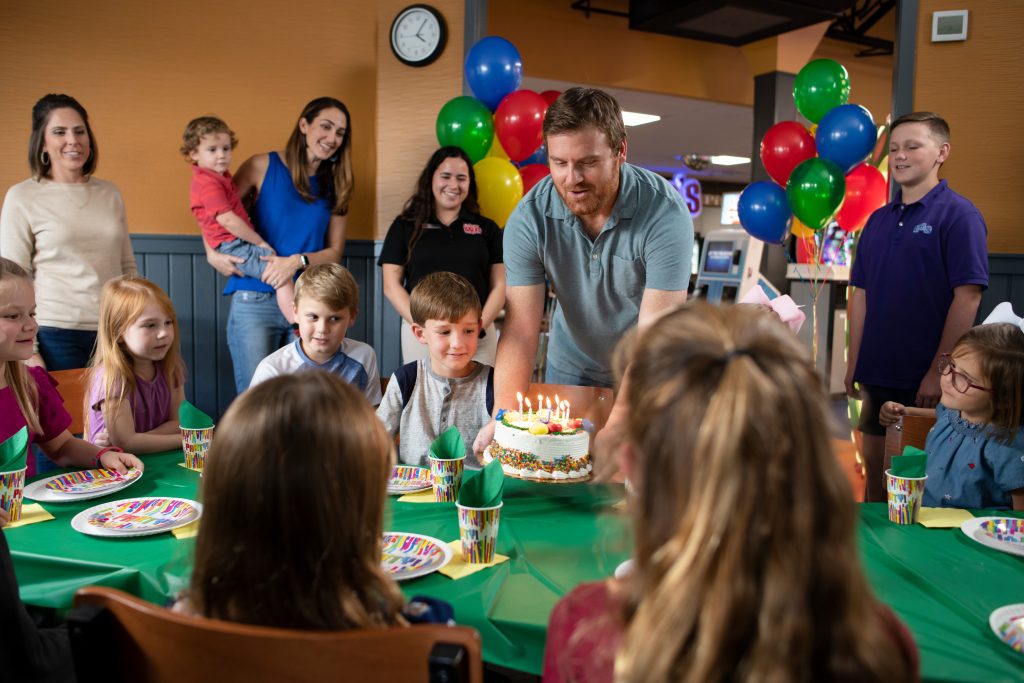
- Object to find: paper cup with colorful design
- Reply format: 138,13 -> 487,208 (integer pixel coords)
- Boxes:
886,469 -> 927,525
180,426 -> 214,471
456,502 -> 502,564
429,454 -> 465,502
0,467 -> 27,523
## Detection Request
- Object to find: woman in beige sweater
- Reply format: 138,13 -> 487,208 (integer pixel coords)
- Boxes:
0,94 -> 138,370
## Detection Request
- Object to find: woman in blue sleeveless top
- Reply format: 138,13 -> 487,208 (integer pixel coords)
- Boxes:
204,97 -> 351,392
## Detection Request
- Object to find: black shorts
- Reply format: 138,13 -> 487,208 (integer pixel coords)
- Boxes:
857,384 -> 919,437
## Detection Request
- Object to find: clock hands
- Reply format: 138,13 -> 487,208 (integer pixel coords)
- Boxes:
401,16 -> 430,44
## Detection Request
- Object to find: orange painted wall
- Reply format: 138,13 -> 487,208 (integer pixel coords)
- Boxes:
374,0 -> 466,240
488,0 -> 754,105
0,0 -> 381,238
914,1 -> 1022,254
488,0 -> 892,122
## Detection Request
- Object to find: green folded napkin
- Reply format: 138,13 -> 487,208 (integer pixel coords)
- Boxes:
457,458 -> 504,508
179,400 -> 214,429
891,446 -> 927,478
0,427 -> 29,472
429,426 -> 464,460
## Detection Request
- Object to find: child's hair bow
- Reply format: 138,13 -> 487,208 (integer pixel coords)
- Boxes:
738,286 -> 806,334
982,302 -> 1024,334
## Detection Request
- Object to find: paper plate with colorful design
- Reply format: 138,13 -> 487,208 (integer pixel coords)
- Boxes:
24,468 -> 143,503
990,604 -> 1024,654
71,497 -> 202,538
380,531 -> 451,580
387,466 -> 431,495
960,517 -> 1024,558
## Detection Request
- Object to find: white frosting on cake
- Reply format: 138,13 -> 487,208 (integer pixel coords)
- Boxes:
494,421 -> 589,460
490,411 -> 592,480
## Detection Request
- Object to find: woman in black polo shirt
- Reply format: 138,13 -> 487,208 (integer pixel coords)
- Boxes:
379,146 -> 505,364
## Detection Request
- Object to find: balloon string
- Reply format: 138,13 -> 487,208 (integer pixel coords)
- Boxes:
810,236 -> 821,364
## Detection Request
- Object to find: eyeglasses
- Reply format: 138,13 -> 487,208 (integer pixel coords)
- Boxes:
937,354 -> 991,393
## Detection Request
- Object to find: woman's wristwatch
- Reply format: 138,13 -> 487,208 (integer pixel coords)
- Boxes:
298,253 -> 310,270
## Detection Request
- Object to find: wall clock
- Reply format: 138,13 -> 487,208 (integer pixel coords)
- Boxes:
390,4 -> 447,67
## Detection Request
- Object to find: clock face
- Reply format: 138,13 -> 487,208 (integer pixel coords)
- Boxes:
391,5 -> 447,67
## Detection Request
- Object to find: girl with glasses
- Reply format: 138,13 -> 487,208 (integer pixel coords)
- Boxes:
880,314 -> 1024,509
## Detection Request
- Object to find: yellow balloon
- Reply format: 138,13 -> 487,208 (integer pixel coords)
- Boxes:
474,157 -> 523,227
790,217 -> 816,238
488,136 -> 509,160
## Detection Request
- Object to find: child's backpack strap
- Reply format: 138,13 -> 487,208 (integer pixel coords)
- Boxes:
394,361 -> 418,407
485,366 -> 495,415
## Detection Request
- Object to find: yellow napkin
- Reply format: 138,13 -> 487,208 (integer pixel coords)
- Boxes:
438,540 -> 509,579
397,489 -> 438,503
177,463 -> 203,473
5,503 -> 55,529
916,507 -> 975,528
172,519 -> 200,539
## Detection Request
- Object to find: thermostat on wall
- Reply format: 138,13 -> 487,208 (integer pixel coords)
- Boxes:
932,10 -> 968,42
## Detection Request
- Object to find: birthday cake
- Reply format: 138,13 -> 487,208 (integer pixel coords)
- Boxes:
486,408 -> 591,481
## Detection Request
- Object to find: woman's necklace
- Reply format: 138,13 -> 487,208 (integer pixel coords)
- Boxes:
54,177 -> 91,210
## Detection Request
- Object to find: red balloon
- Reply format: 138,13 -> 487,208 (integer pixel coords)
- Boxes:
519,163 -> 550,193
835,163 -> 887,233
760,121 -> 816,186
495,90 -> 547,162
540,90 -> 561,106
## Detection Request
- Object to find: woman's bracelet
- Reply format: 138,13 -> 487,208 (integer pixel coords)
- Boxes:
95,446 -> 124,469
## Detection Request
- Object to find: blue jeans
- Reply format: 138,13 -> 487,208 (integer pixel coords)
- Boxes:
36,327 -> 97,370
227,290 -> 292,393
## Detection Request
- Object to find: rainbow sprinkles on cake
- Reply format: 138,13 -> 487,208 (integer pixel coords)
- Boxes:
485,393 -> 592,481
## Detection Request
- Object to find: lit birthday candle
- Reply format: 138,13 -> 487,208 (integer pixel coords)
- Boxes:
517,391 -> 523,414
524,397 -> 532,420
545,396 -> 552,420
565,402 -> 571,421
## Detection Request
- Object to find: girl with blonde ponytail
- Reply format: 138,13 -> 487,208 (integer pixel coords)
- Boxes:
543,302 -> 918,683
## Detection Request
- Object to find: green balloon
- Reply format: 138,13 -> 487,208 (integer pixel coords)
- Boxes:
436,96 -> 494,164
786,157 -> 846,230
793,59 -> 851,124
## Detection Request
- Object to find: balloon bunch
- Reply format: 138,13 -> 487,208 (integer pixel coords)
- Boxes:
435,37 -> 560,226
738,59 -> 888,246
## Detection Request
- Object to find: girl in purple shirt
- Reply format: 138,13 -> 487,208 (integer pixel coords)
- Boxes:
85,277 -> 185,453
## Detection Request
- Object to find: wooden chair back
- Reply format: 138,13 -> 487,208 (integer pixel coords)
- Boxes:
50,367 -> 89,435
883,407 -> 937,472
69,586 -> 482,683
526,382 -> 615,431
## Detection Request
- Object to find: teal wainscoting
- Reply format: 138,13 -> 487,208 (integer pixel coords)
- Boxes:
129,236 -> 1022,418
130,235 -> 401,418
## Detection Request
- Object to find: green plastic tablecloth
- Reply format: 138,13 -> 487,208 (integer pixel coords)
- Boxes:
8,451 -> 1024,680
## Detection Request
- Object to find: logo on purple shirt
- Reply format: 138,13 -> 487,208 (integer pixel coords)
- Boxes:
912,223 -> 933,235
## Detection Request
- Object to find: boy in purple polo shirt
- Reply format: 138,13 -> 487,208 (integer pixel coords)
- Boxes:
181,116 -> 295,323
845,112 -> 988,502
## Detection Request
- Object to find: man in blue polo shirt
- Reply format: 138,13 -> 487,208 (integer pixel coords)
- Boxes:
472,87 -> 693,466
845,111 -> 988,502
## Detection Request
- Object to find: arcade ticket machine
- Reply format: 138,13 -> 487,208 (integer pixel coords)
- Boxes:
693,227 -> 779,304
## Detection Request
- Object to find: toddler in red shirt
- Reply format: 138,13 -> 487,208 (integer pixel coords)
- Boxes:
181,116 -> 294,322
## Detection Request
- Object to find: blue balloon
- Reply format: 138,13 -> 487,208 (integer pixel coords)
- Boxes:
520,142 -> 547,166
738,181 -> 792,244
815,104 -> 876,173
465,37 -> 523,111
